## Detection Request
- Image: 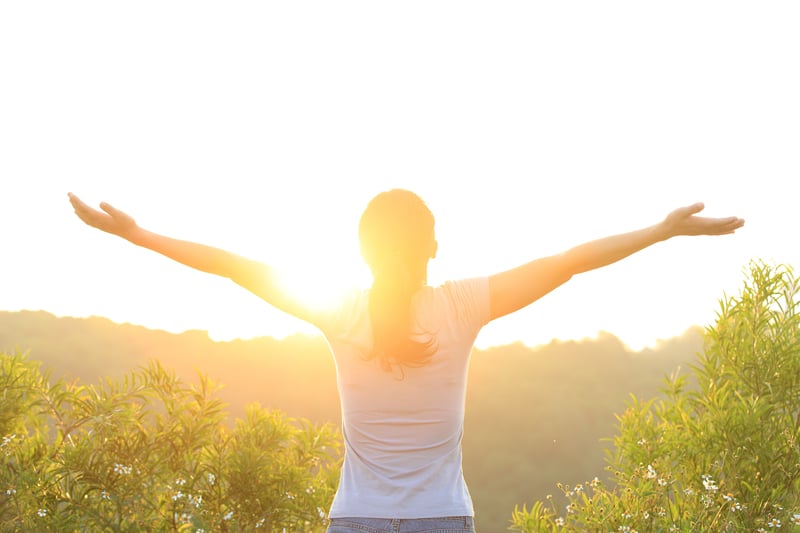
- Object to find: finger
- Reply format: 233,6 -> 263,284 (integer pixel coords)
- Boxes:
686,202 -> 705,215
68,192 -> 88,210
718,216 -> 744,229
69,195 -> 94,219
100,202 -> 125,218
708,217 -> 744,235
68,193 -> 108,228
726,218 -> 745,232
718,225 -> 742,235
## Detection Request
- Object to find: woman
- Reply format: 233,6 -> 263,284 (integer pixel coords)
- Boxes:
68,189 -> 744,532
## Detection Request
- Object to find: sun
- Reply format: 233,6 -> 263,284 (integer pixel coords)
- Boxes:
273,257 -> 371,316
204,256 -> 371,344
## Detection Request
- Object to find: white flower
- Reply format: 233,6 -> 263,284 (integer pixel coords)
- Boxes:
183,493 -> 202,508
37,509 -> 47,517
207,473 -> 216,485
555,517 -> 565,526
113,463 -> 132,475
701,494 -> 713,508
701,474 -> 718,492
223,511 -> 233,521
645,465 -> 657,479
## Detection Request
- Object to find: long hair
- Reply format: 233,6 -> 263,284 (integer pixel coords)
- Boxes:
358,189 -> 437,370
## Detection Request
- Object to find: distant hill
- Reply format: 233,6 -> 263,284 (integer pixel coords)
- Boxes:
0,310 -> 704,530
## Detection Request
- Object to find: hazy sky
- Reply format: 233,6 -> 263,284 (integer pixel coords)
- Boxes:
2,2 -> 798,351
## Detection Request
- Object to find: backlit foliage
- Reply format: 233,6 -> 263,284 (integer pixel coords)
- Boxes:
510,261 -> 800,532
0,356 -> 340,532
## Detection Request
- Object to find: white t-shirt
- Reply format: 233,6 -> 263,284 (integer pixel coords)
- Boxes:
315,277 -> 491,518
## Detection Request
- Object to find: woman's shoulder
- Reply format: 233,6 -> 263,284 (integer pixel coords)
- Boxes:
425,277 -> 491,323
432,276 -> 490,296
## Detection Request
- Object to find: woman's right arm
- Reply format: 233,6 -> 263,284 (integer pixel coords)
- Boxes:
68,193 -> 319,324
487,202 -> 744,321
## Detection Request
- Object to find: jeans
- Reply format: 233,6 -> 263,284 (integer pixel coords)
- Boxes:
327,516 -> 475,533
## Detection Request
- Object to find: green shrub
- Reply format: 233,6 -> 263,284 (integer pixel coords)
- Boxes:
510,261 -> 800,532
0,355 -> 340,532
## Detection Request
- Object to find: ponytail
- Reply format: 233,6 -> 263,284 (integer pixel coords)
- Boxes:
368,261 -> 436,371
358,189 -> 437,371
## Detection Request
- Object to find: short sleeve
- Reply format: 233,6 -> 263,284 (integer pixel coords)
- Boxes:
438,277 -> 491,336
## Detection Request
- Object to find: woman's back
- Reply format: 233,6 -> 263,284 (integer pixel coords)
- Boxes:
321,278 -> 490,517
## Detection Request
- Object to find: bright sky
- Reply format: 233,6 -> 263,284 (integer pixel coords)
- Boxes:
2,2 -> 797,351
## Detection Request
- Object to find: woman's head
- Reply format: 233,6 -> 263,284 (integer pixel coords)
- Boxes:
358,188 -> 437,281
358,189 -> 438,370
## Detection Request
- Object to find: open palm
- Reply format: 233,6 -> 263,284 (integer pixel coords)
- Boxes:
68,193 -> 138,238
663,203 -> 744,237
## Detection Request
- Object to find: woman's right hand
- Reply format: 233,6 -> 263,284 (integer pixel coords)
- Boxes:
68,192 -> 139,240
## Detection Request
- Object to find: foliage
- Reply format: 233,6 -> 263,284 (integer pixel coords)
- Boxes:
510,261 -> 800,532
0,310 -> 703,531
0,355 -> 341,532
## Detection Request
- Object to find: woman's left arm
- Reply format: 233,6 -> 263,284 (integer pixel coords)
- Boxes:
487,202 -> 744,321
